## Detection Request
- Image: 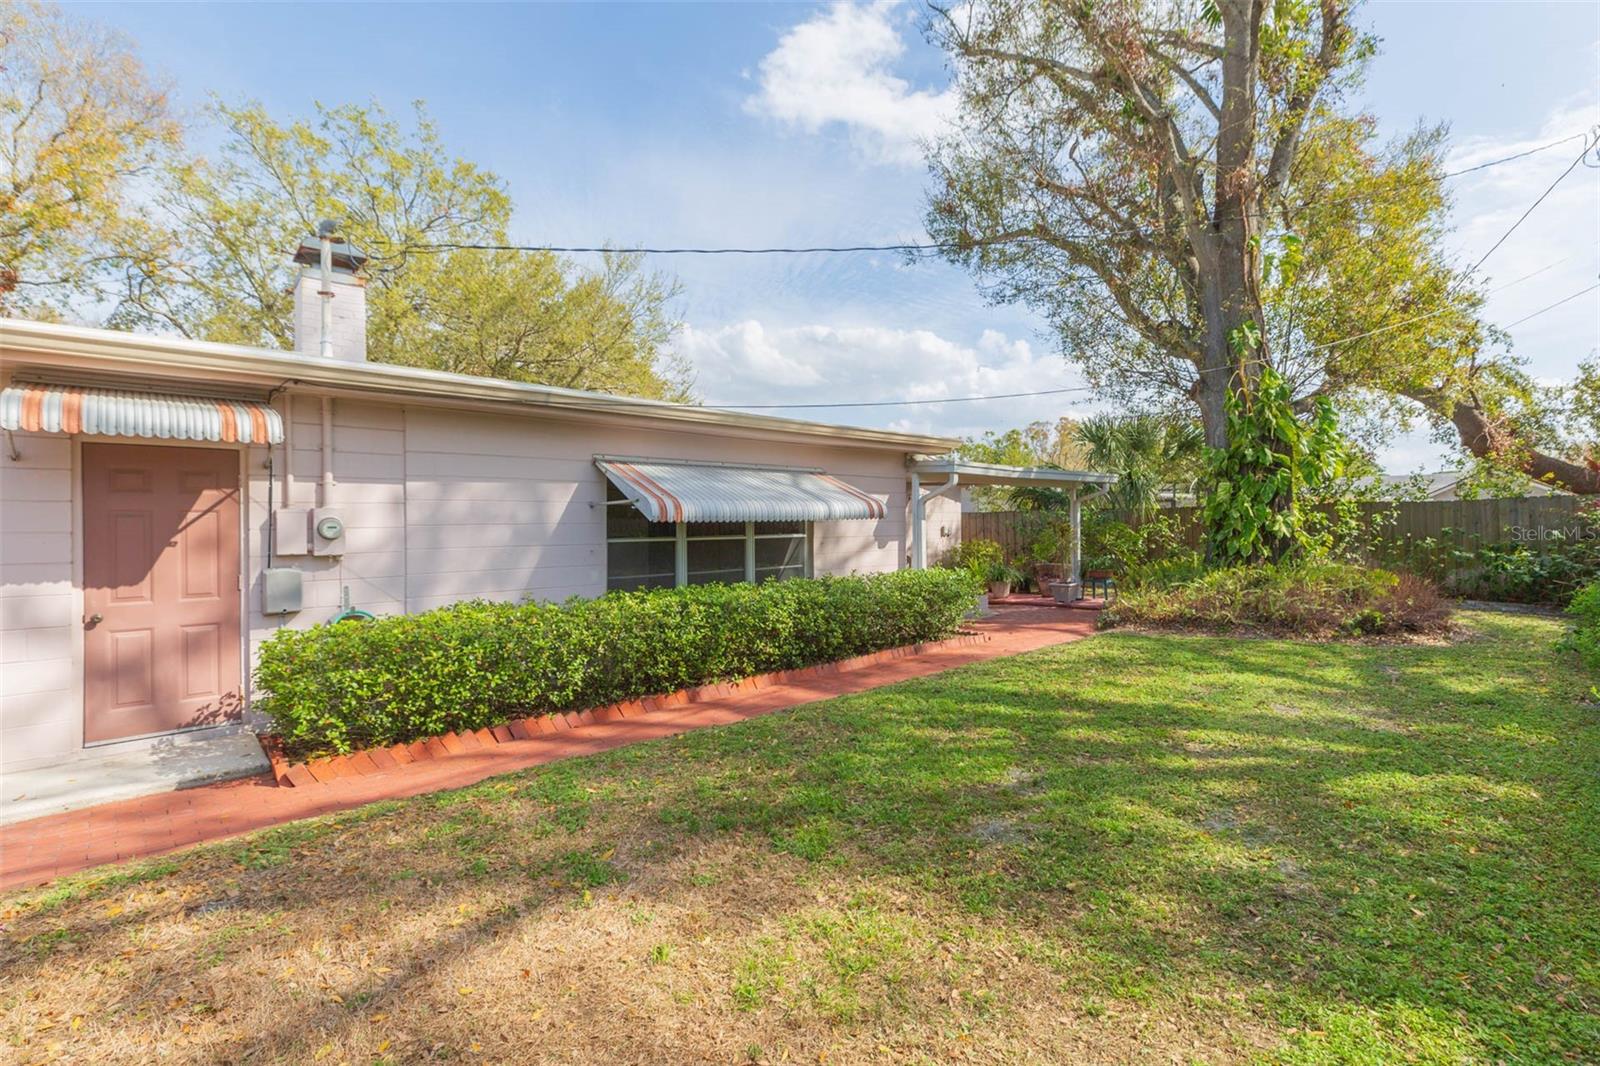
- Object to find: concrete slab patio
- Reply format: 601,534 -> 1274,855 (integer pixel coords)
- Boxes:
0,605 -> 1095,893
1,727 -> 270,827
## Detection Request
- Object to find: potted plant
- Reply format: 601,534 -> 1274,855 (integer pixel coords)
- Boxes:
1022,520 -> 1068,593
986,561 -> 1024,599
943,538 -> 1007,613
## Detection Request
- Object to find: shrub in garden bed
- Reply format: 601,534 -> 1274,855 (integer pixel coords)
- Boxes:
1386,533 -> 1600,607
1100,561 -> 1451,638
255,569 -> 978,759
1558,581 -> 1600,676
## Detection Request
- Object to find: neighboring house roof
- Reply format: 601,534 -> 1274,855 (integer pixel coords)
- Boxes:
0,317 -> 958,454
1360,470 -> 1559,500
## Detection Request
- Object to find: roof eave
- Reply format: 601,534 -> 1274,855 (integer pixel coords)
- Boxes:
0,318 -> 959,453
910,458 -> 1118,487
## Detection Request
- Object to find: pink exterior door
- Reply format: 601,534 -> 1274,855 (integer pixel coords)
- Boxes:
82,444 -> 242,743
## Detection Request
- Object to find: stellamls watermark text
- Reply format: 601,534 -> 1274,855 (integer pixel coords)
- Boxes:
1509,524 -> 1597,542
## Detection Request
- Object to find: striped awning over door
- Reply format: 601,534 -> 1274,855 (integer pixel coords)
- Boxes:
596,455 -> 887,523
0,383 -> 284,445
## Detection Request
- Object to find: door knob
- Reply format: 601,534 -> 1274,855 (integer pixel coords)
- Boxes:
86,613 -> 103,626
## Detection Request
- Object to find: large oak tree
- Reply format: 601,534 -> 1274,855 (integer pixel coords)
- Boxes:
927,0 -> 1375,449
926,0 -> 1598,495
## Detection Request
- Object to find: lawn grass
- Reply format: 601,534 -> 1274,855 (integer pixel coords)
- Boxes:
2,610 -> 1596,1063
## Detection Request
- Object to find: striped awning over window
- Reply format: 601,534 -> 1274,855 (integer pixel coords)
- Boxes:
597,455 -> 887,523
0,383 -> 284,445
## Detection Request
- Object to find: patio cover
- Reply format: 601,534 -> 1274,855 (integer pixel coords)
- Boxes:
1,382 -> 284,445
907,457 -> 1118,582
596,455 -> 887,523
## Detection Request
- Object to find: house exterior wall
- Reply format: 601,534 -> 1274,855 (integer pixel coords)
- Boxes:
3,386 -> 953,771
0,431 -> 77,768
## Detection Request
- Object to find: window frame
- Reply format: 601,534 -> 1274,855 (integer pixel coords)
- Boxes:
604,492 -> 812,591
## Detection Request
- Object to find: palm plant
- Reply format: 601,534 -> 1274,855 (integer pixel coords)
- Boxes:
1076,414 -> 1205,517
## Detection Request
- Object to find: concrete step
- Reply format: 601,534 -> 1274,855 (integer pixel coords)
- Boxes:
1,728 -> 270,826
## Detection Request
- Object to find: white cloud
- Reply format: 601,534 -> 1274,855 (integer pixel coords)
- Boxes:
743,2 -> 956,165
672,320 -> 1100,439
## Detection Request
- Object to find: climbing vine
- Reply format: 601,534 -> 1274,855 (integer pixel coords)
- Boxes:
1203,363 -> 1345,565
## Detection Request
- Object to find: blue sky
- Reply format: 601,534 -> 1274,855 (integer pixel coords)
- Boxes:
85,1 -> 1600,471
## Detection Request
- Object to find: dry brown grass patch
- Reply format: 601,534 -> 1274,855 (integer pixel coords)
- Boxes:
2,798 -> 1276,1065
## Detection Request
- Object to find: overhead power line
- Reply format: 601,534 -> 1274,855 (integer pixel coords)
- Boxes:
409,237 -> 1093,256
1441,132 -> 1587,178
1462,137 -> 1593,279
712,385 -> 1095,410
409,130 -> 1588,258
707,266 -> 1596,410
1502,282 -> 1600,328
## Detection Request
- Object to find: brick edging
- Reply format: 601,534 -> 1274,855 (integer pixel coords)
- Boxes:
256,631 -> 991,787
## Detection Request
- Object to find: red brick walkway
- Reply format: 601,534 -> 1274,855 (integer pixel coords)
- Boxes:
0,606 -> 1094,893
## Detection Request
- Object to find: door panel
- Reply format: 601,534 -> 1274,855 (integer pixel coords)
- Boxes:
83,444 -> 242,743
179,623 -> 221,697
180,511 -> 221,598
110,512 -> 155,602
110,630 -> 155,709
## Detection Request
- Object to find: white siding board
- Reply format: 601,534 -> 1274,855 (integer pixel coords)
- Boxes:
1,718 -> 79,766
0,467 -> 73,500
0,656 -> 72,696
405,543 -> 597,576
0,592 -> 73,631
0,501 -> 72,534
0,533 -> 73,565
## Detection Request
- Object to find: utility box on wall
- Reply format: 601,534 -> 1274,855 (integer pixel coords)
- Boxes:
261,568 -> 303,615
273,508 -> 311,556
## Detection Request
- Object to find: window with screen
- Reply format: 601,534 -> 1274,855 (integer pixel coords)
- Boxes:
604,481 -> 811,591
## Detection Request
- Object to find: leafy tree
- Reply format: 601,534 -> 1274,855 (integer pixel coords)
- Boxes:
1076,413 -> 1205,516
0,2 -> 177,314
924,0 -> 1600,496
1406,355 -> 1600,497
958,418 -> 1087,509
1569,358 -> 1600,461
926,0 -> 1374,446
959,418 -> 1087,467
115,100 -> 502,348
382,248 -> 688,400
113,100 -> 690,399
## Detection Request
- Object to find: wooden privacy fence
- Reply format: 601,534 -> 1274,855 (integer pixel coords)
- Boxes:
962,496 -> 1589,560
961,510 -> 1045,559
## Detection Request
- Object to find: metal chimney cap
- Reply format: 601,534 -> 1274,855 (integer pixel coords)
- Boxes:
292,236 -> 369,273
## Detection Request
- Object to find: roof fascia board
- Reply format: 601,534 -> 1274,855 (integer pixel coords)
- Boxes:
0,318 -> 958,454
595,453 -> 826,474
910,458 -> 1118,486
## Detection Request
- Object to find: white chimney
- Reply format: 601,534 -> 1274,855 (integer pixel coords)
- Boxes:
291,221 -> 369,362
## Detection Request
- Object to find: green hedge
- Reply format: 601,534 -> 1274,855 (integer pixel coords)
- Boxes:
1559,581 -> 1600,675
255,569 -> 978,758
